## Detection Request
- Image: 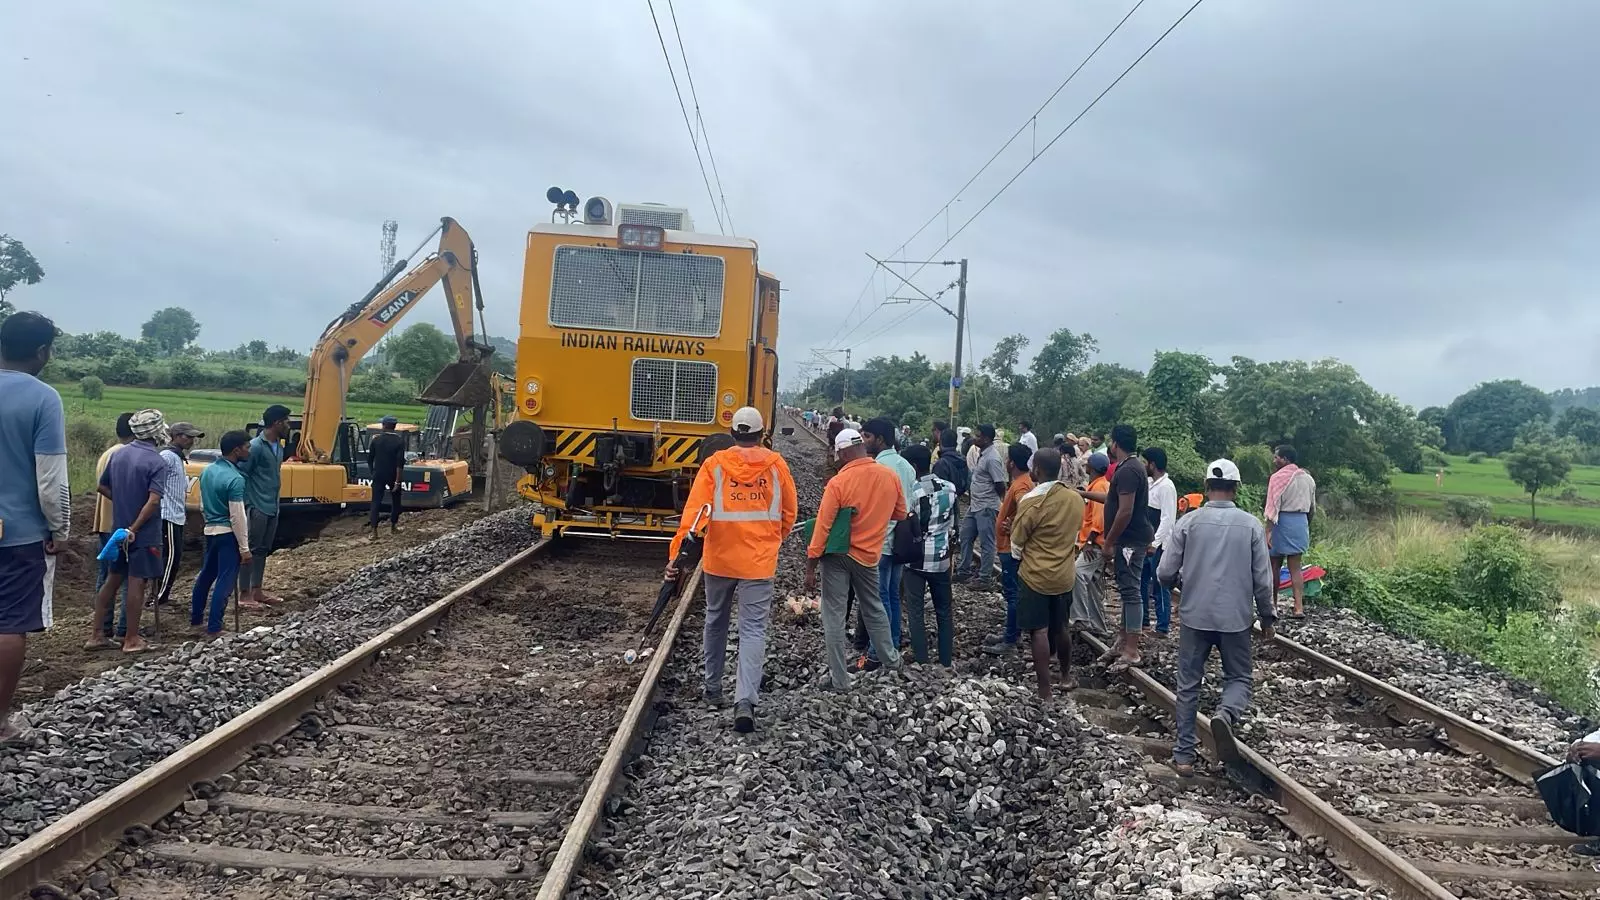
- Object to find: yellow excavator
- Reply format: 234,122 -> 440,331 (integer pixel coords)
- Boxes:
184,217 -> 495,518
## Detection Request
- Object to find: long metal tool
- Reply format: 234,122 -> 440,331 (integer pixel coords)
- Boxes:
0,539 -> 550,900
1081,631 -> 1460,900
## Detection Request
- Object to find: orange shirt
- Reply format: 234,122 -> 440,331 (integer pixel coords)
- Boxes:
995,473 -> 1033,554
807,456 -> 907,567
1077,475 -> 1109,548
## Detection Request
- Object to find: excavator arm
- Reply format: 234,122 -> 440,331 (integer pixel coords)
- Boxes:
299,216 -> 493,463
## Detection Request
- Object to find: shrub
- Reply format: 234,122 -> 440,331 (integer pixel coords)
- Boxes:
1318,467 -> 1396,514
169,356 -> 201,387
78,375 -> 104,404
1387,556 -> 1469,612
1232,445 -> 1275,486
1488,611 -> 1598,714
1421,447 -> 1450,469
1457,525 -> 1557,627
1442,495 -> 1495,527
1467,451 -> 1488,464
66,420 -> 112,460
101,351 -> 145,386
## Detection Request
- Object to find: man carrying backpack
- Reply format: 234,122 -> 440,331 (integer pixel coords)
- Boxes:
899,445 -> 958,666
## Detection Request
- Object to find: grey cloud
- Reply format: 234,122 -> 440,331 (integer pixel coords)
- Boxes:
3,1 -> 1596,409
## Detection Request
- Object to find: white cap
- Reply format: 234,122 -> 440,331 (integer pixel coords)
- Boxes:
834,428 -> 864,451
1206,458 -> 1242,482
731,406 -> 764,435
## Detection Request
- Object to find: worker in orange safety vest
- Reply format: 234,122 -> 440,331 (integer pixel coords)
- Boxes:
666,406 -> 798,733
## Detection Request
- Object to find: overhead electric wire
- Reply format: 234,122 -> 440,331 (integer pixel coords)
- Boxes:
917,0 -> 1206,264
647,0 -> 726,234
665,0 -> 736,234
823,0 -> 1152,351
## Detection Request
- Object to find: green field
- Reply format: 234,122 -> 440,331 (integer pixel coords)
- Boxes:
1393,453 -> 1600,530
56,383 -> 425,492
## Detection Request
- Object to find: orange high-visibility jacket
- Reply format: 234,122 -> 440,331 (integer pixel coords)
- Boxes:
668,445 -> 799,580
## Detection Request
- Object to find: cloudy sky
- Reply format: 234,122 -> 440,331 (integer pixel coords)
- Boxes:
4,1 -> 1597,408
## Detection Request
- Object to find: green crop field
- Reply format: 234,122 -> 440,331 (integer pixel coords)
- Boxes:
1393,453 -> 1600,530
56,383 -> 426,493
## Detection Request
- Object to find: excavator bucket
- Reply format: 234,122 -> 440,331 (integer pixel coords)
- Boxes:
418,360 -> 495,408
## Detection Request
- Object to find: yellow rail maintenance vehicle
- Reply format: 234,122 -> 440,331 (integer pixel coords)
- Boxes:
498,188 -> 780,540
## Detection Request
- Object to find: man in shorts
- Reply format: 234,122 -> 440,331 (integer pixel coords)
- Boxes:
0,312 -> 70,743
1007,448 -> 1083,699
88,409 -> 170,654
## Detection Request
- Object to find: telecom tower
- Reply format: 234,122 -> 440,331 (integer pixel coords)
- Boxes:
380,219 -> 398,274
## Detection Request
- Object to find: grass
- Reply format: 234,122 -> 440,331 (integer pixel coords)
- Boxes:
1312,512 -> 1600,713
1393,453 -> 1600,530
56,383 -> 426,494
1317,513 -> 1600,611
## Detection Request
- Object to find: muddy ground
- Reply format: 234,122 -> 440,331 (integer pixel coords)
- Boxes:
19,494 -> 498,702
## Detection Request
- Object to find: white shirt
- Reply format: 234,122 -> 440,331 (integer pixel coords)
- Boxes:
1148,473 -> 1178,549
1018,431 -> 1038,452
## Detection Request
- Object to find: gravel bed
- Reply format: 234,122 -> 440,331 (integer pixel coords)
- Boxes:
1,509 -> 540,850
572,422 -> 1379,900
98,542 -> 662,900
1280,607 -> 1588,756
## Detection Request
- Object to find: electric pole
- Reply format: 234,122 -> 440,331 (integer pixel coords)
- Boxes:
866,252 -> 968,427
949,258 -> 967,426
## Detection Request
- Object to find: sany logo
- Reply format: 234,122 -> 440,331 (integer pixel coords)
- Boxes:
369,290 -> 419,326
186,475 -> 199,493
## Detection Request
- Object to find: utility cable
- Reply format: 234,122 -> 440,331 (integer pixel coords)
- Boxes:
647,0 -> 726,234
665,0 -> 736,233
825,0 -> 1152,349
920,0 -> 1206,262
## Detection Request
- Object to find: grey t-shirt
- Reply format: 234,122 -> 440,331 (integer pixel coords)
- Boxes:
968,444 -> 1007,512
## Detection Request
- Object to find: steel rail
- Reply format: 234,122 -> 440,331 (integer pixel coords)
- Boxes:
535,564 -> 705,898
1082,631 -> 1459,900
0,538 -> 552,900
1268,632 -> 1559,783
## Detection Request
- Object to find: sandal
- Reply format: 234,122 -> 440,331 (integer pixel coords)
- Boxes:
82,639 -> 117,652
120,643 -> 160,656
1106,655 -> 1143,675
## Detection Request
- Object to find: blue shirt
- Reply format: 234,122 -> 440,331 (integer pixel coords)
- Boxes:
199,457 -> 247,529
875,447 -> 916,554
239,434 -> 283,514
0,371 -> 66,547
100,440 -> 168,549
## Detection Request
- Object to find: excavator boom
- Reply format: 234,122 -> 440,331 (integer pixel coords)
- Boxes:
299,216 -> 493,463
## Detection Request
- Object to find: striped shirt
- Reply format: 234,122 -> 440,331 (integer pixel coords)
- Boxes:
159,448 -> 188,525
908,474 -> 959,574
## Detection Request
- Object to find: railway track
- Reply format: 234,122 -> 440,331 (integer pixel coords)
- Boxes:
1,535 -> 704,900
785,413 -> 1593,899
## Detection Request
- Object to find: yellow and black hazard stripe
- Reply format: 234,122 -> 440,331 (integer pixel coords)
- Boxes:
659,435 -> 703,465
550,428 -> 600,462
544,428 -> 704,467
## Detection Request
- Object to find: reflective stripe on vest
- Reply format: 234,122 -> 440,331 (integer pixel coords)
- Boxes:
710,465 -> 783,522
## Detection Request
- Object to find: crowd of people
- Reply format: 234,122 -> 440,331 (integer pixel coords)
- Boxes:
0,313 -> 314,743
692,403 -> 1314,776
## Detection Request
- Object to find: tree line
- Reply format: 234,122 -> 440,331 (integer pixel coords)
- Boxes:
799,328 -> 1600,513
